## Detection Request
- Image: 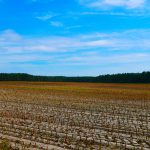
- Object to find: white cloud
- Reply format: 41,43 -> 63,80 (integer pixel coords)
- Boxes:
1,29 -> 150,53
1,29 -> 150,68
0,29 -> 21,42
50,21 -> 63,27
66,25 -> 81,30
61,53 -> 150,65
36,12 -> 57,21
0,30 -> 150,75
36,14 -> 54,21
79,0 -> 147,10
69,10 -> 150,17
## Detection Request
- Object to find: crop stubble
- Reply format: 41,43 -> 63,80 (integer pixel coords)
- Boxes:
0,82 -> 149,150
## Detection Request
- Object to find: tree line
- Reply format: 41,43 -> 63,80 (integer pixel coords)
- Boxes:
0,72 -> 150,83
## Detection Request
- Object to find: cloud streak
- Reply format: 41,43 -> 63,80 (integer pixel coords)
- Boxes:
36,12 -> 58,21
1,29 -> 150,53
79,0 -> 147,9
50,21 -> 63,27
0,29 -> 150,70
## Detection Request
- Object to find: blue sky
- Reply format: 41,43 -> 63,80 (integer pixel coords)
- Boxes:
0,0 -> 150,76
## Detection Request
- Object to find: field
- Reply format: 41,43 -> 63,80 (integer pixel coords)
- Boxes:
0,82 -> 150,150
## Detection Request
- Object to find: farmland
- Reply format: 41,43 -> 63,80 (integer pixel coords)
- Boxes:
0,82 -> 150,150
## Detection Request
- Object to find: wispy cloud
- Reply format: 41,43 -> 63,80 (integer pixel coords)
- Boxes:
66,25 -> 81,30
1,29 -> 150,75
60,53 -> 150,65
50,21 -> 63,27
0,29 -> 21,42
79,0 -> 147,9
1,29 -> 150,68
1,29 -> 150,53
36,12 -> 57,21
71,11 -> 150,17
35,12 -> 63,27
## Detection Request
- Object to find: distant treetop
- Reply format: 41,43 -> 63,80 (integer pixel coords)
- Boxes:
0,72 -> 150,83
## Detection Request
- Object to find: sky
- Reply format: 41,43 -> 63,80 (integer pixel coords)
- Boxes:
0,0 -> 150,76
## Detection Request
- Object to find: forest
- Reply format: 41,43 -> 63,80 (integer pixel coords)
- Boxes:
0,71 -> 150,83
